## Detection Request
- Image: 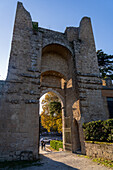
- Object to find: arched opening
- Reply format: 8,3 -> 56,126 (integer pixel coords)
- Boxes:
40,70 -> 66,90
41,43 -> 73,80
72,119 -> 81,153
39,91 -> 65,154
39,43 -> 81,153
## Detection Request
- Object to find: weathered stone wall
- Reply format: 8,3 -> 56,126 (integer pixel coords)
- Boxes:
0,2 -> 108,161
72,17 -> 107,123
41,53 -> 68,77
0,2 -> 40,161
0,81 -> 5,97
85,142 -> 113,160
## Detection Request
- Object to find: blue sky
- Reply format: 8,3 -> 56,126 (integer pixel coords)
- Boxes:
0,0 -> 113,80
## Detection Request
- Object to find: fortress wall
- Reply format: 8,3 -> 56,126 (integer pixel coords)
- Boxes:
0,2 -> 108,161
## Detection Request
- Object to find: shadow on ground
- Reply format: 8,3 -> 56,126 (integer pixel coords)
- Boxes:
0,153 -> 79,170
38,153 -> 79,170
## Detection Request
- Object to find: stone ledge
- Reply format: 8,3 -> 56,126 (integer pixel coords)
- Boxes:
25,99 -> 39,104
102,86 -> 113,90
20,73 -> 40,79
77,73 -> 101,78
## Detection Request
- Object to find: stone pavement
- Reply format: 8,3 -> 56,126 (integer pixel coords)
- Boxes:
39,145 -> 52,154
21,151 -> 112,170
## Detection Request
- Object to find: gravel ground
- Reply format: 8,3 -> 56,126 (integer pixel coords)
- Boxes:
21,151 -> 112,170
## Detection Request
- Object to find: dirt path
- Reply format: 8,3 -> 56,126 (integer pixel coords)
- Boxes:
22,151 -> 112,170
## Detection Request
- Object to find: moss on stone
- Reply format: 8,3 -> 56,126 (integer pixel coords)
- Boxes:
85,141 -> 113,145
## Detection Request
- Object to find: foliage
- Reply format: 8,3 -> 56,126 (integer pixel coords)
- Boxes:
32,22 -> 38,31
41,92 -> 62,133
49,102 -> 61,117
50,140 -> 63,151
83,119 -> 113,142
97,49 -> 113,79
39,115 -> 48,133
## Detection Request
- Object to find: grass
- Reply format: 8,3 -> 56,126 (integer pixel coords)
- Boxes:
92,158 -> 113,168
0,159 -> 43,169
77,154 -> 113,168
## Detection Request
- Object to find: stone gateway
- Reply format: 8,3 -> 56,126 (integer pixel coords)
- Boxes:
0,2 -> 108,161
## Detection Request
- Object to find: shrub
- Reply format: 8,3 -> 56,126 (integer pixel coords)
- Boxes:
32,22 -> 38,31
83,119 -> 113,142
50,140 -> 63,151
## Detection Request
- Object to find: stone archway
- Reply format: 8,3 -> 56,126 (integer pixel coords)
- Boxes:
0,2 -> 107,161
40,43 -> 78,151
40,89 -> 65,106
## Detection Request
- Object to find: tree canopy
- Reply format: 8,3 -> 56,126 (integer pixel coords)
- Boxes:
41,92 -> 62,133
97,49 -> 113,79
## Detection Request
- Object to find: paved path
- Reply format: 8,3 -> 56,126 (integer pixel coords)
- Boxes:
22,151 -> 112,170
39,145 -> 52,154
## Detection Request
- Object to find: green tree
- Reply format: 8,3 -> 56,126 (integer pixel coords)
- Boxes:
97,49 -> 113,79
41,92 -> 62,133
